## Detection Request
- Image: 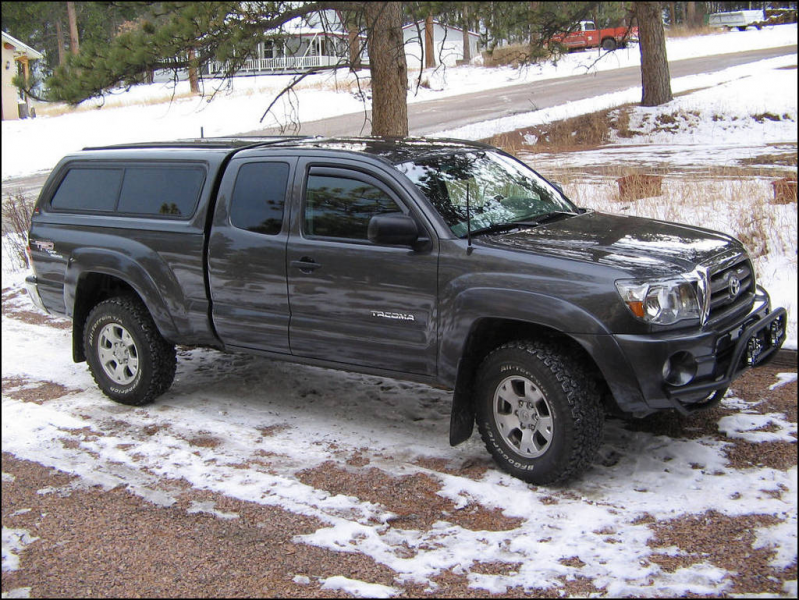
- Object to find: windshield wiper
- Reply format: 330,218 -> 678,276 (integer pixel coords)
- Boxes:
467,222 -> 525,237
519,210 -> 578,225
464,211 -> 578,239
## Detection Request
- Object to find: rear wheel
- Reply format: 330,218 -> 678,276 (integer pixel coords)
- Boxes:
84,296 -> 176,406
601,37 -> 617,51
474,340 -> 604,485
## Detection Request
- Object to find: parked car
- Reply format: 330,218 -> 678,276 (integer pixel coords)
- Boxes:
708,10 -> 765,31
26,136 -> 787,484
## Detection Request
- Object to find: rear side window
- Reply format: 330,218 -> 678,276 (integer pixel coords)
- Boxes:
117,167 -> 205,217
230,162 -> 290,235
50,164 -> 205,218
51,168 -> 123,212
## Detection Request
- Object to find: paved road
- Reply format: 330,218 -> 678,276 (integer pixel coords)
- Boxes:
239,44 -> 797,137
2,45 -> 796,198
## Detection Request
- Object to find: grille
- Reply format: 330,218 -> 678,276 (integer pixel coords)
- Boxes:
707,254 -> 754,323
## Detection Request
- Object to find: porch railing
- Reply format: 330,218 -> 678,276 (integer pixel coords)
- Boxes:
207,54 -> 366,75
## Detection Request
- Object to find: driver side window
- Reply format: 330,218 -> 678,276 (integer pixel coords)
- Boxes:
304,174 -> 402,241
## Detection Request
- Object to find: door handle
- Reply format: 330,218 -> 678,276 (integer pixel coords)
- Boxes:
291,257 -> 322,273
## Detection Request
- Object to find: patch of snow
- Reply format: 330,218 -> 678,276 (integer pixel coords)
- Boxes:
770,373 -> 798,391
320,575 -> 400,598
717,413 -> 797,443
754,511 -> 799,570
186,500 -> 239,520
0,588 -> 32,599
1,528 -> 39,572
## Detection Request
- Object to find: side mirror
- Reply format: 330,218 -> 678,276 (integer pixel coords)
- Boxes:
368,214 -> 419,246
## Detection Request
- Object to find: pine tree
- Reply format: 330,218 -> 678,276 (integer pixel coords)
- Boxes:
41,1 -> 412,136
636,1 -> 673,106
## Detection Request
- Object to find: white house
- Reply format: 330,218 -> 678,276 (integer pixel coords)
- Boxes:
204,10 -> 368,76
2,31 -> 43,120
402,20 -> 482,69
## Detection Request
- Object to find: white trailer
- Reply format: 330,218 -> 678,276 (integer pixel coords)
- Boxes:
708,10 -> 765,31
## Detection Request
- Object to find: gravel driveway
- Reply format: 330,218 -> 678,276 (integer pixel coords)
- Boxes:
2,284 -> 797,598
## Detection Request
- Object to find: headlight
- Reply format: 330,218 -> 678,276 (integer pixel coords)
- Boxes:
616,271 -> 708,325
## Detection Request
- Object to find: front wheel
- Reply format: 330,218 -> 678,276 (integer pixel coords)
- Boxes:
84,296 -> 176,406
474,340 -> 604,485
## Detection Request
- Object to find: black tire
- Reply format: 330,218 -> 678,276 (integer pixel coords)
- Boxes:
601,38 -> 617,51
737,26 -> 747,31
474,340 -> 603,485
84,296 -> 176,406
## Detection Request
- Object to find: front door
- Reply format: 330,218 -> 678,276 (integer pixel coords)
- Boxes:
287,161 -> 438,376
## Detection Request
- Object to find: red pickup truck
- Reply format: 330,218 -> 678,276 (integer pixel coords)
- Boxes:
554,20 -> 637,51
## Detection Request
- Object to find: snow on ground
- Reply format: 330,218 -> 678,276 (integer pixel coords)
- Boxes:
1,275 -> 797,595
1,23 -> 797,597
433,53 -> 798,140
1,24 -> 796,180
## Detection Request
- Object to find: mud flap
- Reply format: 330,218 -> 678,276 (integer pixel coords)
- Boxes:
449,363 -> 475,446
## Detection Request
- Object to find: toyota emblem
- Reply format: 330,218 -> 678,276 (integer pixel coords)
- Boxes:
728,275 -> 741,298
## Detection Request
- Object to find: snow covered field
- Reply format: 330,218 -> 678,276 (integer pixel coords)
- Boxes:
2,23 -> 797,598
1,23 -> 796,180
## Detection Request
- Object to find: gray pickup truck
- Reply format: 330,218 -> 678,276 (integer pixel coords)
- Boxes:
25,136 -> 786,484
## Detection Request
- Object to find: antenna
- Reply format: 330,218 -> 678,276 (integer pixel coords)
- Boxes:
466,182 -> 473,255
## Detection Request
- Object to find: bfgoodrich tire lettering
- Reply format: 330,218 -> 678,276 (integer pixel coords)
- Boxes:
84,296 -> 176,406
475,340 -> 604,485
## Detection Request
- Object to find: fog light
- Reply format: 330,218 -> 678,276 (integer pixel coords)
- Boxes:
663,351 -> 698,386
746,337 -> 763,366
769,318 -> 785,346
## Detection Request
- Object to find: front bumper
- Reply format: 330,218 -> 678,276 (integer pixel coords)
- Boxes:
610,286 -> 786,415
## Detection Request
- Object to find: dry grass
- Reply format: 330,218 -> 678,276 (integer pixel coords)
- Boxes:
1,192 -> 34,271
665,25 -> 720,38
482,106 -> 636,154
481,44 -> 537,68
32,89 -> 202,118
550,168 -> 796,260
33,71 -> 373,119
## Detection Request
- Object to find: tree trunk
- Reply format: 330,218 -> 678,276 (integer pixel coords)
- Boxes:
686,2 -> 697,28
348,24 -> 361,71
365,2 -> 408,136
55,18 -> 66,65
188,48 -> 199,93
67,1 -> 80,55
669,2 -> 677,25
636,2 -> 673,107
461,6 -> 471,63
424,15 -> 435,69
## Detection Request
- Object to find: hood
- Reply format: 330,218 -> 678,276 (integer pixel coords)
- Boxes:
479,211 -> 741,278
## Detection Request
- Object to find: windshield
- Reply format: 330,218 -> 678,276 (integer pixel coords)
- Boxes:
395,150 -> 578,237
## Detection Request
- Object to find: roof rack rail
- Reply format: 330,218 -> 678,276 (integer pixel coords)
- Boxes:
82,135 -> 315,152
